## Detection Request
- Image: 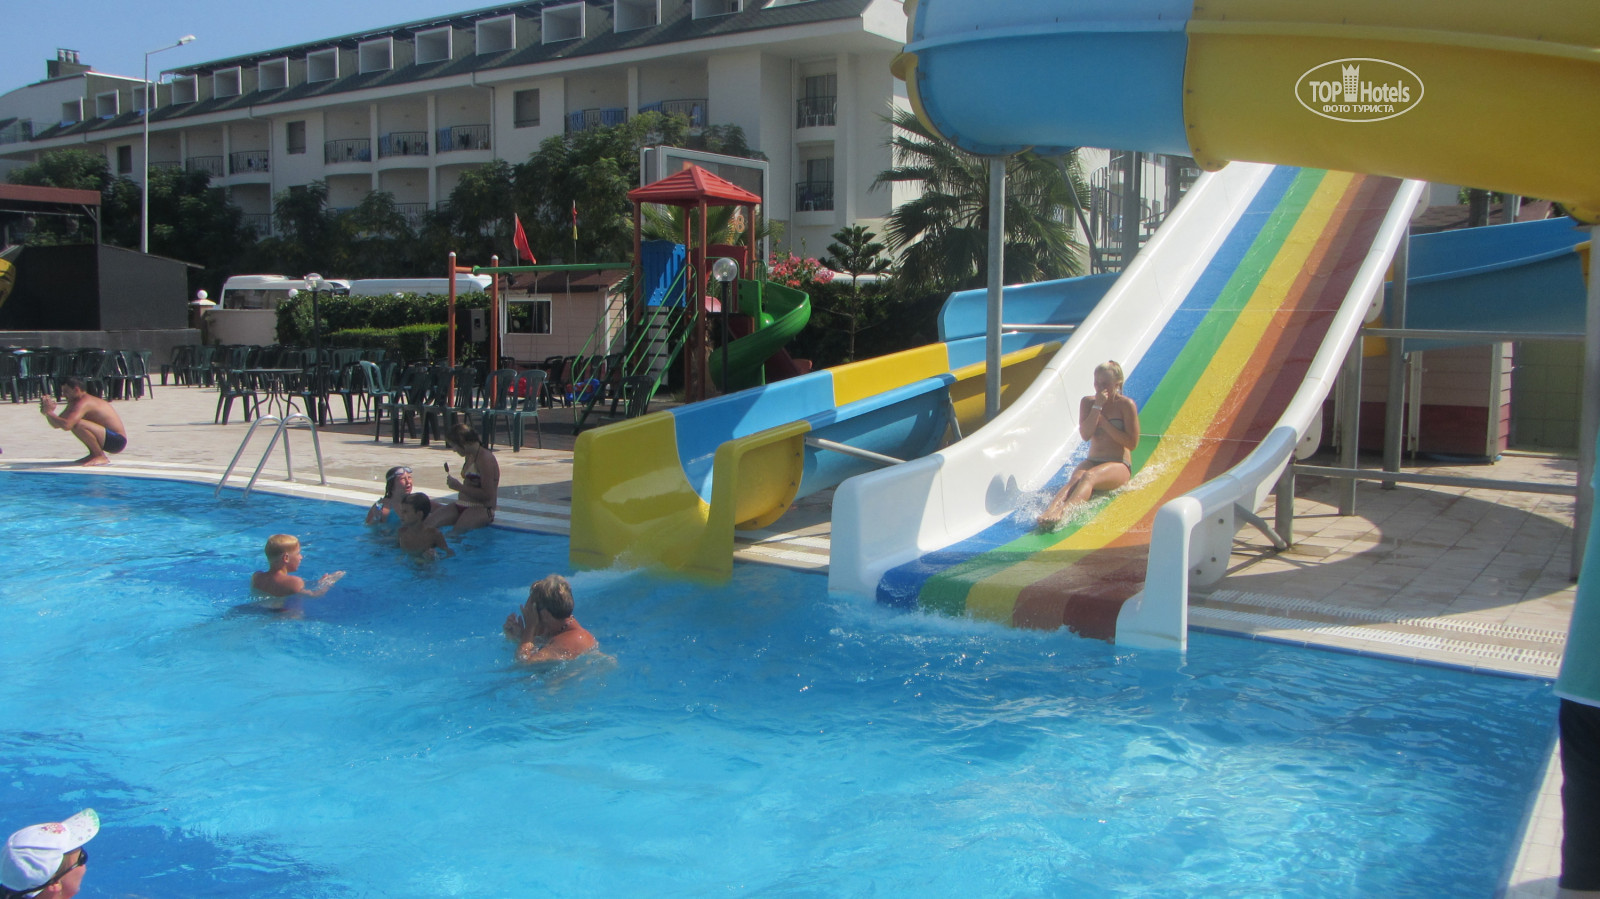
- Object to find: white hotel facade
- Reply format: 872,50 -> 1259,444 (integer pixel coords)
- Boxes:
0,0 -> 913,255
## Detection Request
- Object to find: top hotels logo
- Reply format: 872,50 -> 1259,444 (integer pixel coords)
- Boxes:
1296,58 -> 1424,123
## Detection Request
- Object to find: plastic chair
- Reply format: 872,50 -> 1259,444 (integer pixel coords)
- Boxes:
482,369 -> 545,451
214,369 -> 260,423
160,345 -> 192,385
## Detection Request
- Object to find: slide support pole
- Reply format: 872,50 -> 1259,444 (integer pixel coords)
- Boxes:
985,157 -> 1006,421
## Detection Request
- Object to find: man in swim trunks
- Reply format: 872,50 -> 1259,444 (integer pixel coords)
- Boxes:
39,377 -> 128,467
503,574 -> 597,663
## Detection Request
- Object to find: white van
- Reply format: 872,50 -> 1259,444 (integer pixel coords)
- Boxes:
346,275 -> 492,297
218,275 -> 352,311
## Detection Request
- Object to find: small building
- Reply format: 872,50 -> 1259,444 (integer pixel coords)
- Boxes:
501,268 -> 627,364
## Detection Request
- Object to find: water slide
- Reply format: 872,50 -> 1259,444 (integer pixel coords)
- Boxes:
569,274 -> 1115,579
827,0 -> 1600,649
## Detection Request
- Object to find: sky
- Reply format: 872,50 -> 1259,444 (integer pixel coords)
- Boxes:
5,0 -> 496,93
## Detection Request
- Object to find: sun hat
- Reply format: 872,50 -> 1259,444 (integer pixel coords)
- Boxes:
1,809 -> 99,892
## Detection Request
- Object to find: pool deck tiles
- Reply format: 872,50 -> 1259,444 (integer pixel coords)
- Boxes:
0,384 -> 1580,895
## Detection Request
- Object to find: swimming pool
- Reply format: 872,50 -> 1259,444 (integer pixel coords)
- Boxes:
0,473 -> 1555,896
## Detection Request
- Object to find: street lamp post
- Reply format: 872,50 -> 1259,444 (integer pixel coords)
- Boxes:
711,256 -> 740,394
142,35 -> 196,255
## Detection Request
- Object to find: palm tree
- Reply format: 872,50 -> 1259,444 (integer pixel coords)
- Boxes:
873,107 -> 1086,295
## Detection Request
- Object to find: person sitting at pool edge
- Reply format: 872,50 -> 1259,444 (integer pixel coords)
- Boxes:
367,465 -> 434,526
1,808 -> 98,898
426,423 -> 499,536
1038,360 -> 1141,531
396,493 -> 454,560
251,534 -> 345,616
503,574 -> 597,663
38,377 -> 128,467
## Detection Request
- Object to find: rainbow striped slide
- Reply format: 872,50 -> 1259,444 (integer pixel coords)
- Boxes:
831,164 -> 1419,646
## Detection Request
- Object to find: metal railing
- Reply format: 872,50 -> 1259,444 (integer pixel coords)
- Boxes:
796,95 -> 836,128
229,150 -> 269,174
565,108 -> 627,134
325,139 -> 373,163
148,160 -> 182,171
241,213 -> 272,236
437,124 -> 489,152
185,156 -> 224,177
795,180 -> 834,211
639,99 -> 707,127
216,414 -> 326,500
397,203 -> 429,230
379,131 -> 429,158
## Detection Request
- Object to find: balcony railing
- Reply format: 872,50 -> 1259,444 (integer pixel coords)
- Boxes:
148,160 -> 182,171
379,131 -> 429,158
795,180 -> 834,212
241,213 -> 272,237
638,99 -> 707,127
0,120 -> 33,145
229,150 -> 270,174
325,139 -> 373,164
796,96 -> 836,128
185,156 -> 225,177
437,124 -> 490,153
397,203 -> 430,229
565,108 -> 628,134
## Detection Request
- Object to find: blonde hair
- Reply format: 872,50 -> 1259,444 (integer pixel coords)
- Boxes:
528,574 -> 575,619
1094,360 -> 1125,386
265,534 -> 300,562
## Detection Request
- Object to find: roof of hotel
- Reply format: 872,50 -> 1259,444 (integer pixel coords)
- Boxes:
29,0 -> 879,142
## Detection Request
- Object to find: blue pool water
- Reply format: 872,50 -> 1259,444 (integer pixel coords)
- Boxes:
0,473 -> 1556,897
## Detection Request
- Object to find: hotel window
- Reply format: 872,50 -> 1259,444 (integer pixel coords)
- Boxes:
415,27 -> 452,64
307,49 -> 339,83
692,0 -> 741,18
116,145 -> 133,175
60,99 -> 82,125
359,38 -> 394,74
478,15 -> 517,53
214,67 -> 243,98
258,58 -> 289,90
614,0 -> 658,31
541,5 -> 584,43
286,120 -> 307,155
171,76 -> 199,104
514,89 -> 540,127
95,91 -> 119,119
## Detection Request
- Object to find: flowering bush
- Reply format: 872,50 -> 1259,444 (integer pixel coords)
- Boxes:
767,251 -> 835,289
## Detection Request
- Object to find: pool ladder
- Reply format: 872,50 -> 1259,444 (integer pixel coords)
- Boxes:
215,413 -> 327,499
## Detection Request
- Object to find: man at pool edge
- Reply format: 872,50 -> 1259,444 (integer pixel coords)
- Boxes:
503,574 -> 597,663
1,808 -> 98,898
38,378 -> 128,467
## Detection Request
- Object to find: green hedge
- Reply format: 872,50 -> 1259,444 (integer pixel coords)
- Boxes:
278,291 -> 490,361
324,325 -> 451,362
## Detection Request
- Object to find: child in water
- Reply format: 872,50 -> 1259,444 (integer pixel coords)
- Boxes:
396,493 -> 454,560
250,534 -> 345,616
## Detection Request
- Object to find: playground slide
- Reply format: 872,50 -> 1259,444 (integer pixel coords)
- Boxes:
830,163 -> 1425,647
709,279 -> 812,393
569,274 -> 1117,579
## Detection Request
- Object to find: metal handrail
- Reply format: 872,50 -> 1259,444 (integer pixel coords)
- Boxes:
216,413 -> 327,499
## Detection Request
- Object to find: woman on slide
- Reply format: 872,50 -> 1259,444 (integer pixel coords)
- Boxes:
1038,360 -> 1140,530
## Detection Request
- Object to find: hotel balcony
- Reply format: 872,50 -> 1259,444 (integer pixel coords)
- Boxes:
437,124 -> 490,153
795,179 -> 833,211
796,96 -> 836,129
638,99 -> 707,127
397,202 -> 430,230
379,132 -> 429,158
186,156 -> 225,178
229,150 -> 270,174
325,139 -> 373,164
566,108 -> 627,134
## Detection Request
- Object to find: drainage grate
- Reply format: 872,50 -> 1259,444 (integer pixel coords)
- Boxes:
1202,589 -> 1568,645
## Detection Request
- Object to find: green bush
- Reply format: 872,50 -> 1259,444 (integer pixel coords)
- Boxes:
324,325 -> 451,363
278,291 -> 490,361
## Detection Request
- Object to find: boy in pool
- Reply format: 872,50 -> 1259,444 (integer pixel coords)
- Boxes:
250,534 -> 345,615
396,493 -> 454,560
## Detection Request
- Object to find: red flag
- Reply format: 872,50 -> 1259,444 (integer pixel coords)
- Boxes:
513,214 -> 536,263
571,200 -> 578,241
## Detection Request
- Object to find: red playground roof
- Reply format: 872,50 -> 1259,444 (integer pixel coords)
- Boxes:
627,164 -> 760,207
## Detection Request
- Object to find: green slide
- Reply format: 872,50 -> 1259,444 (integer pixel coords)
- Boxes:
709,279 -> 811,392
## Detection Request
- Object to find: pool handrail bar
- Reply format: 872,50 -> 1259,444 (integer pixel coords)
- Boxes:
216,413 -> 327,499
